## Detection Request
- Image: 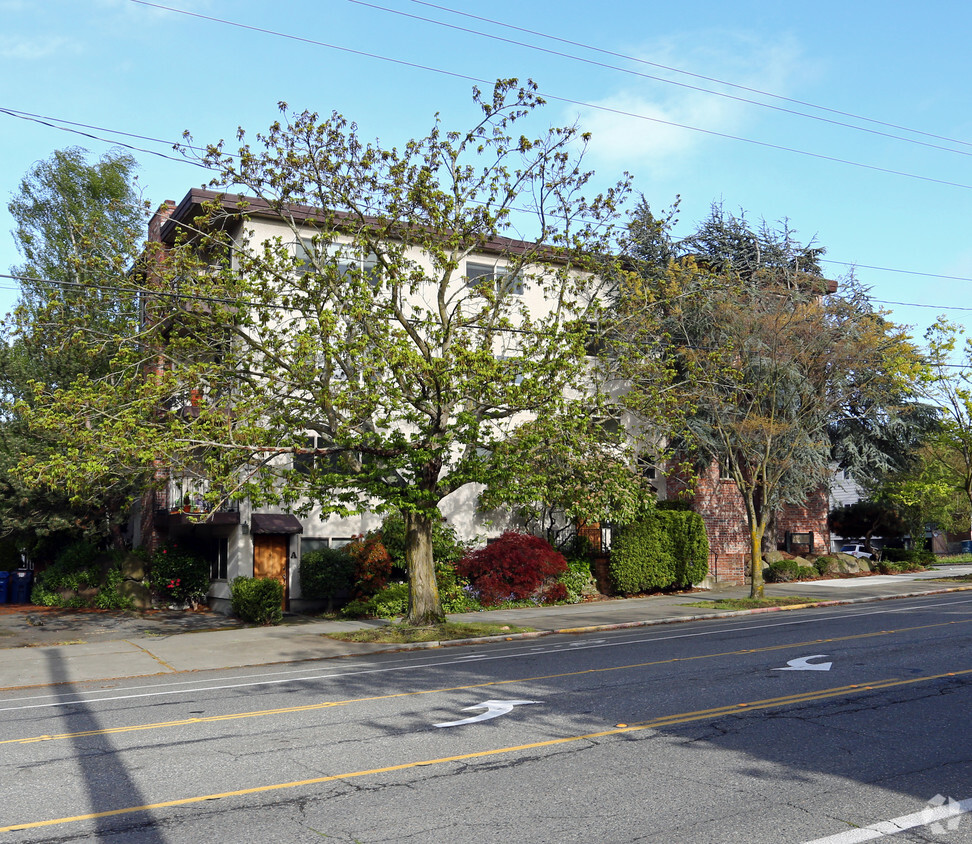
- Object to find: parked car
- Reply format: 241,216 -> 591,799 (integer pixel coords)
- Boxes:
840,544 -> 875,560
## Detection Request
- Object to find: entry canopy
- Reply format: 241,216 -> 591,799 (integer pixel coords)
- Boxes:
250,513 -> 304,535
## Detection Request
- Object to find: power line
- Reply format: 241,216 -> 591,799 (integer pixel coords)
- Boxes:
349,0 -> 972,160
0,108 -> 208,169
125,0 -> 972,193
411,0 -> 972,151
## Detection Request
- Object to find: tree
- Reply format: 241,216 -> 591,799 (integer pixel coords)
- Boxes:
618,204 -> 922,597
920,319 -> 972,533
18,81 -> 642,623
1,147 -> 147,556
827,500 -> 905,553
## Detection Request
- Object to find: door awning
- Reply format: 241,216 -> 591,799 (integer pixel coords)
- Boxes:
250,513 -> 304,535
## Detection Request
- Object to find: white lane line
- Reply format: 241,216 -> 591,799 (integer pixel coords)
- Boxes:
1,596 -> 970,715
805,796 -> 972,843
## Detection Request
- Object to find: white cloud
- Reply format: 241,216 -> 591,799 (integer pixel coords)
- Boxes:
571,31 -> 811,178
0,35 -> 76,60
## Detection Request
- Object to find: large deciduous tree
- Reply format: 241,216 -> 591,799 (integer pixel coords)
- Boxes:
19,81 -> 645,623
1,147 -> 147,556
618,202 -> 922,597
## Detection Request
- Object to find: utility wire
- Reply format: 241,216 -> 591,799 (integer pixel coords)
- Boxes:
350,0 -> 972,159
411,0 -> 972,151
0,107 -> 208,168
125,0 -> 972,193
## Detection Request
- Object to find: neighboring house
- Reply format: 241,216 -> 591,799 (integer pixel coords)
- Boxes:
136,189 -> 834,608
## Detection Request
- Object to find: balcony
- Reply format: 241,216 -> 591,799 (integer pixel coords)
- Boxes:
152,484 -> 240,528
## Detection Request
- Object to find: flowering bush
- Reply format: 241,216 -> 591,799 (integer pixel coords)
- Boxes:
149,544 -> 210,607
346,534 -> 393,598
456,532 -> 568,606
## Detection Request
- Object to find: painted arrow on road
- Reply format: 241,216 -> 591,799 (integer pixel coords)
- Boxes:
434,699 -> 542,728
773,654 -> 833,671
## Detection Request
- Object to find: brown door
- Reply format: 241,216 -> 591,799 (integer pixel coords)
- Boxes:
253,534 -> 289,610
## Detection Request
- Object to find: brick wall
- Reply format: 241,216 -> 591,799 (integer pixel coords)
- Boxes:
666,460 -> 830,585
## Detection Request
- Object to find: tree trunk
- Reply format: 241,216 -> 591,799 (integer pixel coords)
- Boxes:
750,524 -> 764,599
404,509 -> 446,626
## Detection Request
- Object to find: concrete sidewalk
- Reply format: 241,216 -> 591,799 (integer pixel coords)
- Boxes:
2,566 -> 971,689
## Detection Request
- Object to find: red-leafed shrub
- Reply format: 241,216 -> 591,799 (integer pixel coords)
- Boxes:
346,534 -> 393,598
456,532 -> 568,606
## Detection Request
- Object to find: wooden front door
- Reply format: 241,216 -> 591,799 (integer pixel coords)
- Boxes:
253,534 -> 289,610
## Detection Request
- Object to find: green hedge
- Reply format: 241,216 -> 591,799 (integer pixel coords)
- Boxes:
610,509 -> 709,594
882,548 -> 935,565
299,546 -> 355,605
230,576 -> 283,625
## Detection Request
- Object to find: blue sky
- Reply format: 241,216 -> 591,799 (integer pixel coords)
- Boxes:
2,0 -> 971,345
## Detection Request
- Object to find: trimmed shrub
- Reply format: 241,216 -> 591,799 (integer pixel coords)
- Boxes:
456,532 -> 568,606
148,544 -> 210,607
300,546 -> 355,608
230,576 -> 283,625
764,559 -> 802,583
610,510 -> 709,594
610,514 -> 673,594
660,510 -> 709,588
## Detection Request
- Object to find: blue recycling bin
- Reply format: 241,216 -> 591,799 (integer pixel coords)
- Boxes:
962,540 -> 972,554
9,569 -> 33,604
0,571 -> 9,604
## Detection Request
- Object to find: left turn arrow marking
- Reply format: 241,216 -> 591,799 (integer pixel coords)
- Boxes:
434,699 -> 541,728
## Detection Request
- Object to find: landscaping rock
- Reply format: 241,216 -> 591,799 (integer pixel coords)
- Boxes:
120,553 -> 145,582
119,579 -> 151,610
793,556 -> 815,569
763,550 -> 787,564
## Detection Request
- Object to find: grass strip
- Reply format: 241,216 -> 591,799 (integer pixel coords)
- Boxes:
327,621 -> 534,644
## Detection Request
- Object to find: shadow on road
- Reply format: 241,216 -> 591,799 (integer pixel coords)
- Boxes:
43,649 -> 166,842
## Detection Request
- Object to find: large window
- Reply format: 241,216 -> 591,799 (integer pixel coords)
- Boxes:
465,260 -> 523,296
298,239 -> 379,286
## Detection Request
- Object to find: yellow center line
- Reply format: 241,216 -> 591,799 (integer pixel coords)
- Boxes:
3,665 -> 970,834
3,617 -> 969,747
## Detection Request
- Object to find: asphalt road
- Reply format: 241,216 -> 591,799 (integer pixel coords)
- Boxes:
1,593 -> 971,843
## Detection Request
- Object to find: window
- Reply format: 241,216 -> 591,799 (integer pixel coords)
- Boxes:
210,537 -> 228,581
294,433 -> 350,474
301,537 -> 353,554
298,239 -> 379,286
465,260 -> 523,296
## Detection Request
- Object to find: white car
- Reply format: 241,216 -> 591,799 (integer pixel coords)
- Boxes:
840,544 -> 875,559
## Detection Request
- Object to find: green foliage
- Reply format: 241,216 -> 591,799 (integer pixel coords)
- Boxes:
764,560 -> 803,583
299,546 -> 355,603
814,557 -> 835,576
2,147 -> 147,555
29,540 -> 133,609
342,582 -> 410,619
661,510 -> 709,587
148,544 -> 210,607
610,515 -> 674,594
230,576 -> 284,625
95,565 -> 135,610
379,513 -> 466,567
558,556 -> 597,603
30,540 -> 100,605
882,548 -> 934,566
610,509 -> 709,593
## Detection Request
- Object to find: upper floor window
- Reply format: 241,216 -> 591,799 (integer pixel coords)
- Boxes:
297,239 -> 380,286
465,260 -> 523,296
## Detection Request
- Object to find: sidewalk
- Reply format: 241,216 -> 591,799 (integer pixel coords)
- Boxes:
2,566 -> 971,689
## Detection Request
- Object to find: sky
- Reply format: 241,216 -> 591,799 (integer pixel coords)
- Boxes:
1,0 -> 971,347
